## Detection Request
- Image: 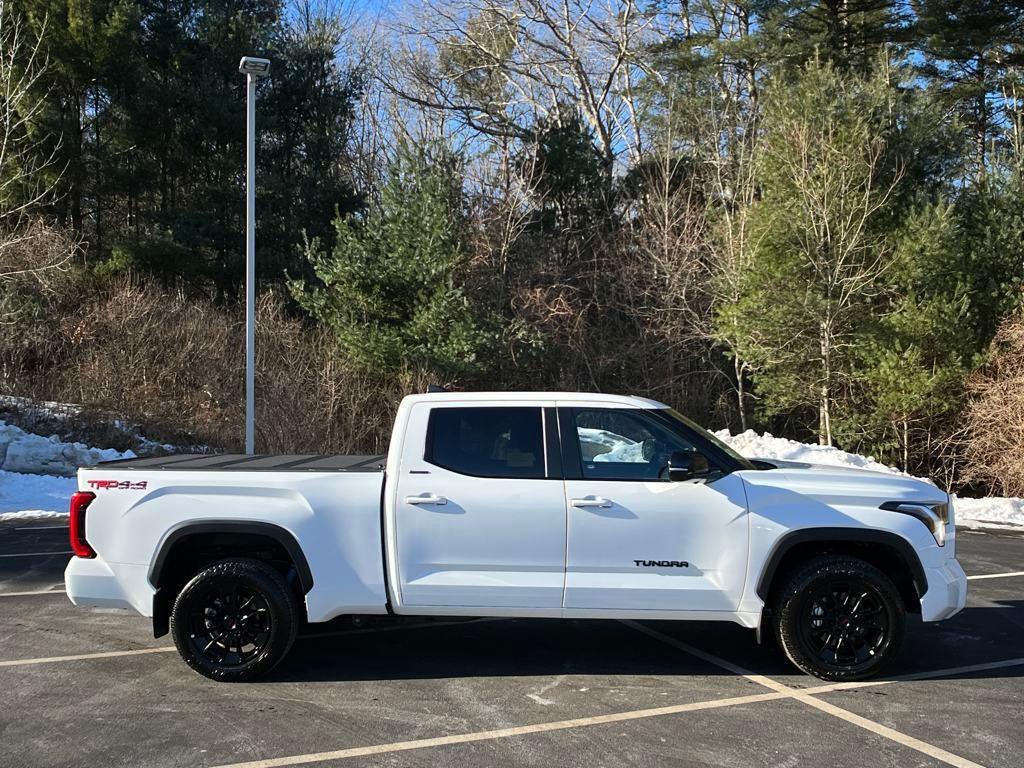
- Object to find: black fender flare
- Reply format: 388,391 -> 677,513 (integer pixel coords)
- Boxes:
149,521 -> 313,639
755,527 -> 927,602
149,520 -> 314,593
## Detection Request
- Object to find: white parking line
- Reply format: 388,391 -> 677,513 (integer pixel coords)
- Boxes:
623,622 -> 987,768
0,587 -> 65,597
967,570 -> 1024,581
0,551 -> 71,558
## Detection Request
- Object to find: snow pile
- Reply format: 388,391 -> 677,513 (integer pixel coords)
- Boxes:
0,470 -> 76,518
0,421 -> 135,477
950,497 -> 1024,530
0,416 -> 137,521
715,428 -> 1024,529
714,429 -> 903,475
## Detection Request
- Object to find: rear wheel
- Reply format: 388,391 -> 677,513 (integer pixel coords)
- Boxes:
773,556 -> 905,681
170,558 -> 299,682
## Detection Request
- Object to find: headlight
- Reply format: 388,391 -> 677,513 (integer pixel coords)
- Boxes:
880,500 -> 950,546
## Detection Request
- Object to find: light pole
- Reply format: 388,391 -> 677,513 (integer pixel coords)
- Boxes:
239,56 -> 270,455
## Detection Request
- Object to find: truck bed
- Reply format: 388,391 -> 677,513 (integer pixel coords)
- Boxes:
96,453 -> 386,472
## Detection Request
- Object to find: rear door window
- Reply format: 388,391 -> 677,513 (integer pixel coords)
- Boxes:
426,407 -> 546,479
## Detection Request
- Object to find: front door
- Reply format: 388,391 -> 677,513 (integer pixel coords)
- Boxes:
561,407 -> 749,612
394,401 -> 567,609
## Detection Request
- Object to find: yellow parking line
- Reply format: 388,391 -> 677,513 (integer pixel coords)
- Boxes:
3,611 -> 1018,767
0,647 -> 176,667
623,622 -> 988,768
206,647 -> 1024,768
783,688 -> 984,768
209,690 -> 790,768
0,588 -> 66,598
0,618 -> 501,668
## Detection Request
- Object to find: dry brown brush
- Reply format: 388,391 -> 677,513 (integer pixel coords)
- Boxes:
1,274 -> 421,454
962,312 -> 1024,497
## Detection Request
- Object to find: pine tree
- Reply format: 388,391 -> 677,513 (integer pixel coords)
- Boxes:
914,0 -> 1024,183
290,145 -> 494,379
758,0 -> 912,75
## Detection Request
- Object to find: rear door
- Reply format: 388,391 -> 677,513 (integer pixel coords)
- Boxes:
393,401 -> 567,608
561,407 -> 749,612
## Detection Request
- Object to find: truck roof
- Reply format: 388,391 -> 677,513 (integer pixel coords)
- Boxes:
402,391 -> 670,408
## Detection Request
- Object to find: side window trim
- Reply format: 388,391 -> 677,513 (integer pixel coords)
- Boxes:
557,407 -> 584,481
543,407 -> 563,480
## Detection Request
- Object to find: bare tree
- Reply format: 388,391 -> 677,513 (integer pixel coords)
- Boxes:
386,0 -> 659,170
718,59 -> 904,446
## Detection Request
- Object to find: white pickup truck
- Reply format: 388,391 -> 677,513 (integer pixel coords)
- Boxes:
65,391 -> 967,682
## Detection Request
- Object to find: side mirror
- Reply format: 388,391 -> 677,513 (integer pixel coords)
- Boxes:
667,450 -> 710,482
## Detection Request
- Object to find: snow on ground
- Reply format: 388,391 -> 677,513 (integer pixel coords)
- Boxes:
0,420 -> 135,477
0,470 -> 76,520
949,497 -> 1024,530
716,429 -> 1024,529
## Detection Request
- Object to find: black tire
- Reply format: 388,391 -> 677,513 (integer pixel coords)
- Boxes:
170,558 -> 299,682
772,556 -> 905,681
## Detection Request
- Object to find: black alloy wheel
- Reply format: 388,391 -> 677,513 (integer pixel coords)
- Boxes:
797,578 -> 890,671
773,556 -> 905,681
170,558 -> 300,682
186,584 -> 272,667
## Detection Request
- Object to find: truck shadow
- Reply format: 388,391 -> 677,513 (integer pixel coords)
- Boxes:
264,601 -> 1024,684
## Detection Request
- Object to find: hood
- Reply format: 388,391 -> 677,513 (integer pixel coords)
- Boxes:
753,457 -> 897,477
745,458 -> 947,506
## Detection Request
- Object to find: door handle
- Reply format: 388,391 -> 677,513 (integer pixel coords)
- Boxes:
404,494 -> 448,506
570,497 -> 612,508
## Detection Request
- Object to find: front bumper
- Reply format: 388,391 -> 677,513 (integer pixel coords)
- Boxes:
64,556 -> 153,616
920,557 -> 967,622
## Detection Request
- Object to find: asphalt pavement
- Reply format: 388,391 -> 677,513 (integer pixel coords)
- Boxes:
1,522 -> 1021,768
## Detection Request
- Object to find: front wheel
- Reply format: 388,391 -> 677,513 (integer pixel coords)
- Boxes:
773,556 -> 905,681
170,558 -> 300,682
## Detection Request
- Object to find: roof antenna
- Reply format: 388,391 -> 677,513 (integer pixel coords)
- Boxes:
426,384 -> 449,393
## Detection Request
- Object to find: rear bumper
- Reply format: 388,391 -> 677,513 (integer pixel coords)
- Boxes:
64,556 -> 153,616
920,558 -> 967,622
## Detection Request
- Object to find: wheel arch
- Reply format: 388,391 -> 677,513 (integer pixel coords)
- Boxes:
149,521 -> 313,638
756,528 -> 926,613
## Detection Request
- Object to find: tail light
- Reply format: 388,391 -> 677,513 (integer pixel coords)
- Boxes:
69,491 -> 97,558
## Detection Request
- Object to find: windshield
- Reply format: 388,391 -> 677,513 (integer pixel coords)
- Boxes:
662,408 -> 756,470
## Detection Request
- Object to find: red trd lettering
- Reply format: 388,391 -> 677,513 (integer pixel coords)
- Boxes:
86,480 -> 148,490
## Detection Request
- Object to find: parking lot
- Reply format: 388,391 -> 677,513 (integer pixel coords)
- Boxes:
1,522 -> 1021,768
